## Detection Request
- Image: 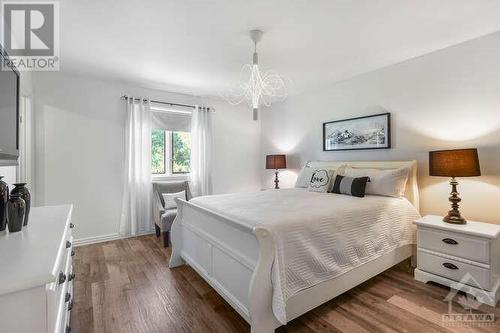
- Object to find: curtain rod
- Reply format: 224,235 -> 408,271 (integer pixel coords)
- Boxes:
121,95 -> 198,110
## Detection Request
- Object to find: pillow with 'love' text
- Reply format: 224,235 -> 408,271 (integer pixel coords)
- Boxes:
307,169 -> 336,193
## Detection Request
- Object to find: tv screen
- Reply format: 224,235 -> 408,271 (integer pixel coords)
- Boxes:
0,49 -> 20,161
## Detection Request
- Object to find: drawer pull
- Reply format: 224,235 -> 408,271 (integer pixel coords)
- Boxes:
65,292 -> 71,302
66,240 -> 72,249
442,262 -> 459,270
68,300 -> 73,311
68,272 -> 76,281
71,249 -> 75,257
442,238 -> 458,245
58,272 -> 66,284
66,326 -> 71,333
70,223 -> 75,229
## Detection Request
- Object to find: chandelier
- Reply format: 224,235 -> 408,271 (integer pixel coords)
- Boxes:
222,30 -> 287,120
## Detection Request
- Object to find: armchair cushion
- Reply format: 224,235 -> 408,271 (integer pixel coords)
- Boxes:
162,190 -> 186,209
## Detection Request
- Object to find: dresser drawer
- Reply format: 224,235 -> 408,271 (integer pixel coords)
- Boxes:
48,235 -> 73,333
53,222 -> 74,279
418,227 -> 490,264
417,250 -> 491,290
58,277 -> 73,333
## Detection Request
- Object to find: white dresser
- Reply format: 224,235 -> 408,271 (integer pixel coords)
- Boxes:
0,205 -> 74,333
414,215 -> 500,306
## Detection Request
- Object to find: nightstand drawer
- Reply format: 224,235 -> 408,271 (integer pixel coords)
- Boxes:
418,250 -> 491,290
418,227 -> 490,264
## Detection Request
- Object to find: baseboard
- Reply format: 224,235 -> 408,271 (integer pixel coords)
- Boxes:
74,231 -> 155,246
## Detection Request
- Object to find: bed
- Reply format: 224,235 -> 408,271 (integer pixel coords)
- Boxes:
169,160 -> 421,332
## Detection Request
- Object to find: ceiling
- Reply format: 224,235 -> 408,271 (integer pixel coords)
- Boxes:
59,0 -> 500,96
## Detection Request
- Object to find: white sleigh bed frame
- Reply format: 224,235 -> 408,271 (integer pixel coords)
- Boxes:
169,160 -> 420,333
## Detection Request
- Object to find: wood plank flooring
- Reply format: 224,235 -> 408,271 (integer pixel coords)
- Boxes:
71,235 -> 500,333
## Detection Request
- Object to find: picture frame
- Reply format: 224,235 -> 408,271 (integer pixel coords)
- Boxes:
323,112 -> 391,151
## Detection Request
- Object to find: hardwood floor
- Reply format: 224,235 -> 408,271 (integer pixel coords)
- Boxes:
72,235 -> 500,333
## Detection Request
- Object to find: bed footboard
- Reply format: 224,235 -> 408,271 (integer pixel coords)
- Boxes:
248,227 -> 282,333
169,199 -> 279,332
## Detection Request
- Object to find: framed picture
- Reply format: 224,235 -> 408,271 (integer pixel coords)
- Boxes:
323,112 -> 391,151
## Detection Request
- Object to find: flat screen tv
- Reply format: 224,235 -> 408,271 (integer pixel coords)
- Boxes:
0,45 -> 20,161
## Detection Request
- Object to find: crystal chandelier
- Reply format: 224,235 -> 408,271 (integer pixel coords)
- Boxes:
222,30 -> 287,120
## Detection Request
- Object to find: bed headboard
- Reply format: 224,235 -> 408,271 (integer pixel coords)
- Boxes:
306,160 -> 420,211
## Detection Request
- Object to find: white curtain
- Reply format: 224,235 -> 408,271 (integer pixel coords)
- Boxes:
190,106 -> 213,196
119,98 -> 153,236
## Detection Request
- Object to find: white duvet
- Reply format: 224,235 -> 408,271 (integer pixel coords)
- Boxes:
190,188 -> 421,324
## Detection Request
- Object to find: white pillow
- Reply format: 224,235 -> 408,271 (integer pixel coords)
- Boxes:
341,167 -> 409,198
162,190 -> 186,209
307,169 -> 336,193
295,167 -> 315,188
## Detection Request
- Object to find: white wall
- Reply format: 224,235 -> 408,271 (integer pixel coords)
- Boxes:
261,32 -> 500,224
204,97 -> 261,194
33,72 -> 260,240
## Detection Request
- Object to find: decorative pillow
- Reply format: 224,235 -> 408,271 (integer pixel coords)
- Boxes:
341,167 -> 409,198
296,165 -> 347,189
331,175 -> 370,198
162,190 -> 186,209
295,167 -> 315,188
307,169 -> 335,193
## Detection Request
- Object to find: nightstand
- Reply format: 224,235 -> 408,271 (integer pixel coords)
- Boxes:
414,215 -> 500,306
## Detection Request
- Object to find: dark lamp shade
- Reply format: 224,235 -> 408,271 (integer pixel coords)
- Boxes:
429,148 -> 481,177
266,154 -> 286,170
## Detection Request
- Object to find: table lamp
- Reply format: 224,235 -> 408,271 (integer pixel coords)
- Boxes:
266,155 -> 286,189
429,148 -> 481,224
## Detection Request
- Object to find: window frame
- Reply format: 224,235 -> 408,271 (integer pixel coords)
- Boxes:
151,129 -> 191,178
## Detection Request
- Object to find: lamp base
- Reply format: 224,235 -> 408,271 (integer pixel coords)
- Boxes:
443,177 -> 466,225
274,170 -> 280,189
443,214 -> 466,224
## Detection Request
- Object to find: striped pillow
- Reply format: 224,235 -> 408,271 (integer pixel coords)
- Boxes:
331,175 -> 370,198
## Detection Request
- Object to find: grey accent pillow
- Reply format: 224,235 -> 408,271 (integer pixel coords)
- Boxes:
162,190 -> 186,209
331,175 -> 370,198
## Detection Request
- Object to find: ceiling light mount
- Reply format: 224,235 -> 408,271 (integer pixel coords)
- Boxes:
249,29 -> 263,45
221,29 -> 287,120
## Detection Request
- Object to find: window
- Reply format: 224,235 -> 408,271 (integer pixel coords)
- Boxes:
151,129 -> 191,175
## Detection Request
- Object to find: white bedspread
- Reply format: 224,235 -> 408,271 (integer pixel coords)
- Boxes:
190,189 -> 421,324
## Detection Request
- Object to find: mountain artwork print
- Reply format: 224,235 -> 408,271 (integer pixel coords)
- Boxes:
323,113 -> 391,151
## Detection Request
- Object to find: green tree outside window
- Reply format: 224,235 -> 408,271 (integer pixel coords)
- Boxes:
172,132 -> 191,173
151,129 -> 165,174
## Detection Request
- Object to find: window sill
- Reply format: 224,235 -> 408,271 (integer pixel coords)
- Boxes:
152,174 -> 190,182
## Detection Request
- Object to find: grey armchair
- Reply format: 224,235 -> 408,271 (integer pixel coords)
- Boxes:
153,180 -> 192,247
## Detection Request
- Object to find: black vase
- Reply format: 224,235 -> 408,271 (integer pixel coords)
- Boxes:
7,194 -> 25,233
11,183 -> 30,226
0,176 -> 8,231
